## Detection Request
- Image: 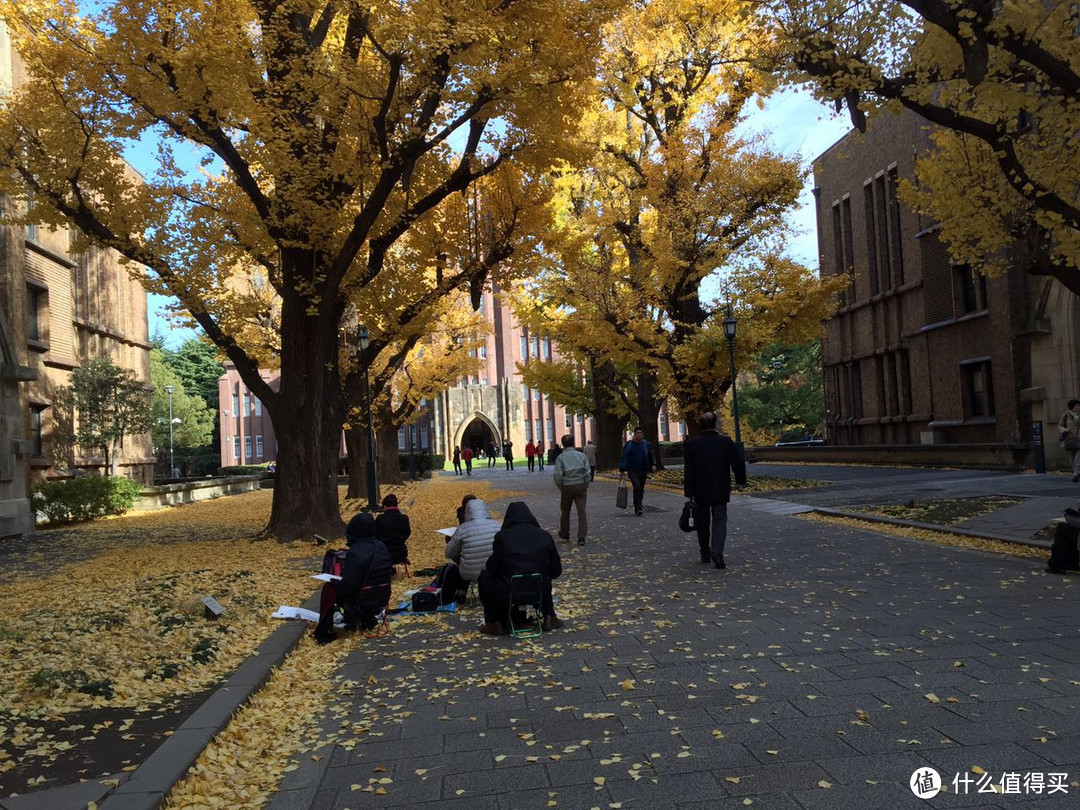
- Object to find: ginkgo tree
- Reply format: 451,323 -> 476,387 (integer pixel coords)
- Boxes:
771,0 -> 1080,292
0,0 -> 619,539
524,0 -> 841,441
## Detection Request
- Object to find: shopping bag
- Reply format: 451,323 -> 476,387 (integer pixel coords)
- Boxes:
615,476 -> 628,509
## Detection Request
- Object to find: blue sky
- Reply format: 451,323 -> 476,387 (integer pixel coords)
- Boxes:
137,88 -> 852,348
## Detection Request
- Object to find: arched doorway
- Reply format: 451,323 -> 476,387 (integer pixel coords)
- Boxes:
456,413 -> 500,456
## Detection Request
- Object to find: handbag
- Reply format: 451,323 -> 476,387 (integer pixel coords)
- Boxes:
1065,435 -> 1080,452
678,499 -> 695,533
615,475 -> 628,509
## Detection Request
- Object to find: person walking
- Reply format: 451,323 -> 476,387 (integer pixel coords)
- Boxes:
452,446 -> 462,476
503,440 -> 514,470
536,441 -> 545,471
488,441 -> 498,468
525,440 -> 537,472
582,440 -> 597,481
618,428 -> 657,516
553,434 -> 591,545
683,411 -> 747,569
462,445 -> 474,476
1060,399 -> 1080,482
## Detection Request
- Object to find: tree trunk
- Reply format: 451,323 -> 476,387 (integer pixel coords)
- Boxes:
258,265 -> 349,541
636,368 -> 664,470
345,426 -> 367,500
377,423 -> 404,486
590,358 -> 627,469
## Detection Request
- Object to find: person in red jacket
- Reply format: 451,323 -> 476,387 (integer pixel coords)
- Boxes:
525,440 -> 536,472
461,445 -> 473,475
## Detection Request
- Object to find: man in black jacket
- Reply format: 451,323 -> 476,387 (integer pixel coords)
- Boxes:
375,493 -> 411,568
313,513 -> 394,644
683,411 -> 747,569
478,502 -> 564,634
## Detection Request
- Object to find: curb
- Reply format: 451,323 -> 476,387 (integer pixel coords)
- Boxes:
812,506 -> 1053,550
0,591 -> 320,810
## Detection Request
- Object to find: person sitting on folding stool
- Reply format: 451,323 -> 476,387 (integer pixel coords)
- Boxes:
313,513 -> 393,645
478,502 -> 564,635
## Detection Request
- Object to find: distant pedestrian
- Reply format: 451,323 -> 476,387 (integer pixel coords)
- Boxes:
525,440 -> 537,472
452,446 -> 462,476
618,428 -> 657,516
462,445 -> 474,475
536,441 -> 545,470
503,440 -> 514,470
582,440 -> 597,481
683,412 -> 747,569
554,434 -> 591,545
1060,399 -> 1080,482
488,441 -> 498,468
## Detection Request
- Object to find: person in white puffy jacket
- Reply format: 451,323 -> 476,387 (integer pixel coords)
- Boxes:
445,498 -> 503,583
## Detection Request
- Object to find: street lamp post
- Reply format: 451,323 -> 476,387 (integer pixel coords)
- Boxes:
359,326 -> 379,512
723,313 -> 742,451
771,358 -> 784,440
165,385 -> 175,477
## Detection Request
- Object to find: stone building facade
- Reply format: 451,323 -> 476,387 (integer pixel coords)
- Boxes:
815,109 -> 1072,464
0,27 -> 155,540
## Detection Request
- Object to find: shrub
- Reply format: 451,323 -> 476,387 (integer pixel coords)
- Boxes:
217,464 -> 271,476
32,475 -> 143,525
397,452 -> 444,474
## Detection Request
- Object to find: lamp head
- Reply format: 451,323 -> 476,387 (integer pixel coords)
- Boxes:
723,314 -> 736,341
164,385 -> 175,395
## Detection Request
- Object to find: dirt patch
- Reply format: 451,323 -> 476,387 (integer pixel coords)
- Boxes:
847,495 -> 1025,527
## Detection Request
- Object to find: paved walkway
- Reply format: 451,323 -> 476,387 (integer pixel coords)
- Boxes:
269,468 -> 1080,810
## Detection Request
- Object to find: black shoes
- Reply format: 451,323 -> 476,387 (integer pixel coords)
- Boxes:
700,549 -> 711,564
712,554 -> 726,569
577,537 -> 586,546
313,629 -> 337,645
635,509 -> 643,516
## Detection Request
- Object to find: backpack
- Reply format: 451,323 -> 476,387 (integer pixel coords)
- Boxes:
322,548 -> 347,577
1048,520 -> 1080,574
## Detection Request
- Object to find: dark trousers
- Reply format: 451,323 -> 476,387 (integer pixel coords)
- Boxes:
589,466 -> 595,481
489,455 -> 497,467
528,456 -> 535,471
627,470 -> 647,511
505,456 -> 514,470
465,459 -> 472,475
695,502 -> 729,557
558,483 -> 588,540
537,455 -> 544,470
478,570 -> 555,624
453,460 -> 461,475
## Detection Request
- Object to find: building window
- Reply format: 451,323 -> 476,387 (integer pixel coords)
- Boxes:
521,384 -> 528,401
398,426 -> 407,450
244,435 -> 252,462
863,183 -> 879,297
26,223 -> 39,243
546,417 -> 555,442
542,338 -> 552,359
256,435 -> 264,458
479,345 -> 487,359
26,286 -> 43,341
533,387 -> 540,400
30,406 -> 45,456
232,392 -> 239,417
957,264 -> 988,314
678,421 -> 686,437
525,422 -> 533,442
841,197 -> 855,301
565,413 -> 573,429
659,411 -> 669,439
520,336 -> 528,359
535,419 -> 542,444
532,337 -> 540,359
233,436 -> 241,461
962,360 -> 995,417
479,375 -> 487,386
874,174 -> 891,289
243,392 -> 251,413
899,350 -> 913,416
254,397 -> 262,416
420,425 -> 429,449
888,168 -> 904,286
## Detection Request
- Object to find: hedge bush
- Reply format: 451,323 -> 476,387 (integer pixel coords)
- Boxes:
33,475 -> 144,525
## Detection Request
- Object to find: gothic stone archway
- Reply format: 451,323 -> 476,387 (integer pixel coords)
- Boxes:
455,412 -> 501,456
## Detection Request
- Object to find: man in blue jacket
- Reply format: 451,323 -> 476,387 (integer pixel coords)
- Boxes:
683,412 -> 747,568
618,428 -> 657,516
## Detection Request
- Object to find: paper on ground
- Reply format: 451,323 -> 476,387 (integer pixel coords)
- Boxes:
311,572 -> 342,582
437,527 -> 456,538
273,606 -> 321,622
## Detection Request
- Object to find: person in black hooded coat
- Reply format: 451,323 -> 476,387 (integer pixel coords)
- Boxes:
313,513 -> 394,644
477,501 -> 563,635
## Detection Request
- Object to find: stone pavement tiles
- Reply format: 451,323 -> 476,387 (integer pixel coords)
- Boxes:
269,471 -> 1080,810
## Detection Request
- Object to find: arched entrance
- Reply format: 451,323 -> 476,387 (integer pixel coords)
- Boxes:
456,413 -> 500,456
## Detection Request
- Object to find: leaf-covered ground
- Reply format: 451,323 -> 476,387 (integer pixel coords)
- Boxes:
844,495 -> 1025,527
0,477 -> 519,797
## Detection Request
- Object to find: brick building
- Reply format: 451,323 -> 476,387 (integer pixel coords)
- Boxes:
815,109 -> 1073,463
219,280 -> 686,468
0,27 -> 154,540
